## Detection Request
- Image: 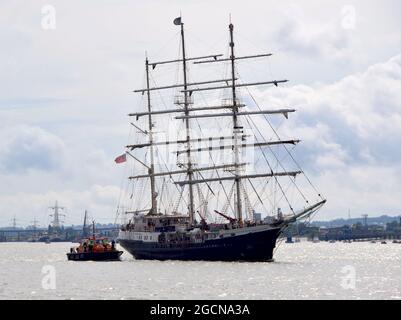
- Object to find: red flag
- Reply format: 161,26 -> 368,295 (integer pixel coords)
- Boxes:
114,153 -> 126,164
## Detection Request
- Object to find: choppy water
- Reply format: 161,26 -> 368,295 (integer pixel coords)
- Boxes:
0,241 -> 400,300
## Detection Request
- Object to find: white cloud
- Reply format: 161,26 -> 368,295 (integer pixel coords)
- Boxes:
275,6 -> 352,61
0,125 -> 66,173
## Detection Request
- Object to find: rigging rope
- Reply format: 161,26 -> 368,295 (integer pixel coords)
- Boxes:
243,67 -> 324,201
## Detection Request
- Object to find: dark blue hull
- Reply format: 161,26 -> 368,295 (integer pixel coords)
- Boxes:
67,250 -> 123,261
119,227 -> 282,262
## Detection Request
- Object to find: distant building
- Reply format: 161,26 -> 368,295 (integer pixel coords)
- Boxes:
319,227 -> 329,236
263,216 -> 275,224
253,212 -> 262,223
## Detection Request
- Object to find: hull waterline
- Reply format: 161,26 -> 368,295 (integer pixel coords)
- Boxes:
67,250 -> 123,261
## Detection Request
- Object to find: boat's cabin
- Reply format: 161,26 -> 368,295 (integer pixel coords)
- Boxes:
121,214 -> 190,232
79,236 -> 113,246
70,236 -> 116,254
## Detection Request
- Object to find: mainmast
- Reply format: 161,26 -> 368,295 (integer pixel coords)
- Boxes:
145,57 -> 158,215
178,18 -> 195,224
229,23 -> 243,222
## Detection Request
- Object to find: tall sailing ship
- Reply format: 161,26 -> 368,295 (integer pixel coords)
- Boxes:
117,17 -> 326,261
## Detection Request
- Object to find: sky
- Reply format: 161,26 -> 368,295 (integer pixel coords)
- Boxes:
1,0 -> 401,227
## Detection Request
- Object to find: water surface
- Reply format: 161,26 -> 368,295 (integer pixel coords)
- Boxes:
0,241 -> 400,299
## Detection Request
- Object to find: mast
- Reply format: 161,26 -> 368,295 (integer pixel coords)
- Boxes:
179,18 -> 195,224
229,22 -> 243,222
83,210 -> 88,237
145,57 -> 158,215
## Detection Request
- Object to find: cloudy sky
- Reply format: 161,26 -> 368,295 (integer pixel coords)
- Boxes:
1,0 -> 401,227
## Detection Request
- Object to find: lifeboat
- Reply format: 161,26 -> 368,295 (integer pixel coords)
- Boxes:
67,235 -> 123,261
